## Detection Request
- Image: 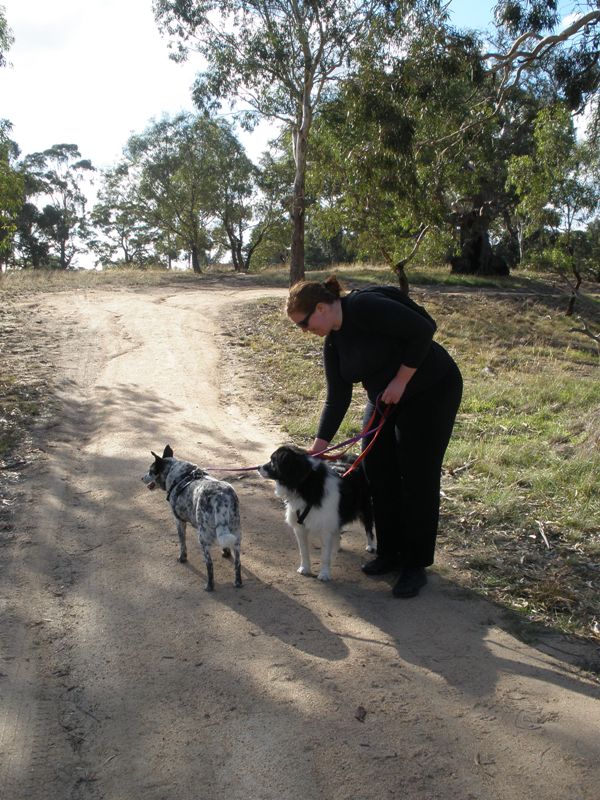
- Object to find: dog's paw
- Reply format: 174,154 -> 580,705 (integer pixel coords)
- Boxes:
178,554 -> 188,563
204,583 -> 214,592
234,579 -> 242,588
297,566 -> 312,576
317,571 -> 332,582
365,545 -> 376,553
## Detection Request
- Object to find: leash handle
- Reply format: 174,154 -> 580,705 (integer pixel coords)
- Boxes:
312,393 -> 392,460
341,401 -> 393,476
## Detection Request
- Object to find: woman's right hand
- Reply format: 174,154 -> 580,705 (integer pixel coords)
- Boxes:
307,438 -> 330,456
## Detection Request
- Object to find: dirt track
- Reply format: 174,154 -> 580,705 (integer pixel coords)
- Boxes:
1,283 -> 599,800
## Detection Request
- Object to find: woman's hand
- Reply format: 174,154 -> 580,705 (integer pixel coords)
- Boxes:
381,365 -> 417,406
307,438 -> 330,455
381,378 -> 408,405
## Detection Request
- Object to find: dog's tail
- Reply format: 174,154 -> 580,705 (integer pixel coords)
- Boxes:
216,528 -> 239,551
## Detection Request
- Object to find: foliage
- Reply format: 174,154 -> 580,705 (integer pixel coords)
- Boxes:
490,1 -> 600,139
0,121 -> 23,262
114,113 -> 267,272
208,124 -> 269,272
89,164 -> 158,268
125,114 -> 214,271
0,3 -> 13,68
308,16 -> 559,284
507,104 -> 599,282
18,144 -> 94,269
153,0 -> 435,284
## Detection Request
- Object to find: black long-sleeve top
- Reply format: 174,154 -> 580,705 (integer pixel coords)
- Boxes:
316,287 -> 456,442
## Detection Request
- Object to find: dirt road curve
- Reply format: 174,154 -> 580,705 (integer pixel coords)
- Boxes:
1,284 -> 599,800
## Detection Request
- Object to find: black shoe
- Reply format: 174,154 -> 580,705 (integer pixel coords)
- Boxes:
392,567 -> 427,598
361,555 -> 400,576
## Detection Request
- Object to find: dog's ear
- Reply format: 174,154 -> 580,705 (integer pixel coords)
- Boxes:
151,450 -> 161,462
162,444 -> 174,458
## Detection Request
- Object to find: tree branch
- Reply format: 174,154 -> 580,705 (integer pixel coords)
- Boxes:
484,11 -> 600,90
394,224 -> 430,270
568,315 -> 600,351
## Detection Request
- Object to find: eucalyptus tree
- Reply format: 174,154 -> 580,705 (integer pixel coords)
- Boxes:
241,147 -> 294,268
14,201 -> 49,268
125,114 -> 219,272
0,121 -> 23,266
308,15 -> 547,286
208,127 -> 267,272
215,142 -> 292,272
21,144 -> 94,269
0,8 -> 21,267
153,0 -> 437,284
124,113 -> 257,272
507,104 -> 599,309
90,164 -> 158,267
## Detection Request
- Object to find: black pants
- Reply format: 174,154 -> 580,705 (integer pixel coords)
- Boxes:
362,360 -> 463,567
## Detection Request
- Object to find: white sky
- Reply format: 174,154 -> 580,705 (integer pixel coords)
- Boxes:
1,0 -> 497,174
1,0 -> 203,168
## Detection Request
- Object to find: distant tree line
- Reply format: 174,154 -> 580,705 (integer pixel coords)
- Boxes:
0,1 -> 599,287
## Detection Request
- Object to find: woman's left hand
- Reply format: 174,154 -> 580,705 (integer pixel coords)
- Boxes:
381,378 -> 407,406
382,365 -> 417,406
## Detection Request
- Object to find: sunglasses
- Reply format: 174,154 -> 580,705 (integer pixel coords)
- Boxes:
296,306 -> 316,329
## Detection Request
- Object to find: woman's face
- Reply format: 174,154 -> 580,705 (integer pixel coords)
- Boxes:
289,302 -> 336,337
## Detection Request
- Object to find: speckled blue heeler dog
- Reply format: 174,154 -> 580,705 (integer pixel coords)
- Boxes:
142,445 -> 242,591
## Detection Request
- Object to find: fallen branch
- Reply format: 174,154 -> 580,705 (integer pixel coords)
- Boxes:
447,459 -> 477,477
569,316 -> 600,351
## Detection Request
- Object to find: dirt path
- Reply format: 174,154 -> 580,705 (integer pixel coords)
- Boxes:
1,284 -> 599,800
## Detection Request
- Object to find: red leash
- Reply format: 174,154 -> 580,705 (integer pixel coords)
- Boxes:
314,394 -> 393,476
206,395 -> 393,474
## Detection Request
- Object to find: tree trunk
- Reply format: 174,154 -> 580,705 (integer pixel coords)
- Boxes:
190,245 -> 202,274
290,75 -> 314,288
226,221 -> 245,272
232,240 -> 244,272
450,212 -> 509,276
289,127 -> 308,287
394,262 -> 410,294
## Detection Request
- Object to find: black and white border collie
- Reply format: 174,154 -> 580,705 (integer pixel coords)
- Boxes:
259,445 -> 374,581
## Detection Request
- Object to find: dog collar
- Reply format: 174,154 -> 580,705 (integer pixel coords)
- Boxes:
166,467 -> 204,505
296,504 -> 312,525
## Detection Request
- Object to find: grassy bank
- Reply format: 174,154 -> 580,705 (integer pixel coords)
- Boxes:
223,283 -> 600,643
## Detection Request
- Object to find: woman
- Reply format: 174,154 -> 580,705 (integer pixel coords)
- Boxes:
287,276 -> 462,598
